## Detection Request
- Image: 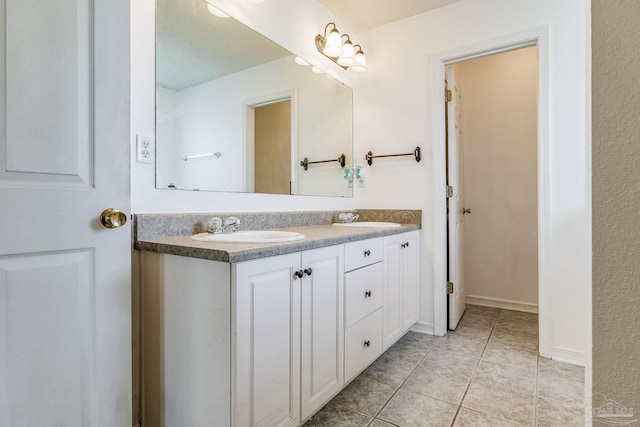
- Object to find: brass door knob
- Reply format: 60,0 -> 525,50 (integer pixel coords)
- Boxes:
100,208 -> 127,229
463,208 -> 471,214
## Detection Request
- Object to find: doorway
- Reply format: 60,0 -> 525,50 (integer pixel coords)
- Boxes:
244,94 -> 295,194
446,46 -> 539,330
253,99 -> 292,194
432,28 -> 551,357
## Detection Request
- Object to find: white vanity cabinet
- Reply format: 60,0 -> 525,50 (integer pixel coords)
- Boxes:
140,228 -> 420,427
382,231 -> 420,350
234,245 -> 344,426
343,238 -> 384,382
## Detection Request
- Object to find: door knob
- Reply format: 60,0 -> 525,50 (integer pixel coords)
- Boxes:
463,208 -> 471,214
100,208 -> 127,229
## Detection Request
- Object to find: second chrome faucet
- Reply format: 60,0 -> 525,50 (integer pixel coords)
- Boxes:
207,216 -> 241,234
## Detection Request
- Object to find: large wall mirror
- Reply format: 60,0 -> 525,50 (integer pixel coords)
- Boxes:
155,0 -> 354,197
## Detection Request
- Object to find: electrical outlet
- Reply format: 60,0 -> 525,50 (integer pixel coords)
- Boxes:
136,135 -> 154,164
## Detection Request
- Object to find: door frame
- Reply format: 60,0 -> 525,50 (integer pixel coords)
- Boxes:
431,27 -> 551,357
243,90 -> 297,193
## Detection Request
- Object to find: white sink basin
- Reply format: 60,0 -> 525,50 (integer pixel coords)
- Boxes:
333,221 -> 401,228
191,230 -> 305,243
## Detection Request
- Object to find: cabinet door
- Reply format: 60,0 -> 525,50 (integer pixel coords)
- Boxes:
383,234 -> 404,349
402,231 -> 420,330
234,253 -> 301,427
300,245 -> 344,420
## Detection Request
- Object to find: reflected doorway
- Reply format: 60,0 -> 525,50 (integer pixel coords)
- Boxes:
253,99 -> 292,194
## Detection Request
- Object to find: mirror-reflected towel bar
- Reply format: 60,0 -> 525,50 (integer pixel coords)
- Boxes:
300,153 -> 346,171
365,146 -> 421,166
181,152 -> 222,161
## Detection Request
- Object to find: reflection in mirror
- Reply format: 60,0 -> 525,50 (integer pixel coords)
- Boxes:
155,0 -> 354,197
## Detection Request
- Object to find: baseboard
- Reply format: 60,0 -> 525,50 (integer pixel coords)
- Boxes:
410,321 -> 434,335
551,346 -> 586,367
465,295 -> 538,314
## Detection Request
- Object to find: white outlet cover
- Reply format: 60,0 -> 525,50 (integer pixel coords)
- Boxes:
136,135 -> 154,164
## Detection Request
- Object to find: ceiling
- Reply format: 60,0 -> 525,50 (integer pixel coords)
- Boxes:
156,0 -> 464,90
156,0 -> 291,90
317,0 -> 463,33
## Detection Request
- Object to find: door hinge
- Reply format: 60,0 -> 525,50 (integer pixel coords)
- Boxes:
445,89 -> 452,102
447,281 -> 454,294
446,186 -> 453,198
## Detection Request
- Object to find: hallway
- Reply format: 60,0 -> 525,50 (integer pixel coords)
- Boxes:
304,305 -> 585,426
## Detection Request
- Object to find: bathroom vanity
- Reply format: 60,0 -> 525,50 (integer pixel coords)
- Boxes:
136,211 -> 420,427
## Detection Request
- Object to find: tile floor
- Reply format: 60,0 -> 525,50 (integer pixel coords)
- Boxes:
303,305 -> 585,426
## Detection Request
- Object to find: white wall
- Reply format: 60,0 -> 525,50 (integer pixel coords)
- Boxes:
133,0 -> 589,362
356,0 -> 588,362
131,0 -> 360,213
456,47 -> 538,310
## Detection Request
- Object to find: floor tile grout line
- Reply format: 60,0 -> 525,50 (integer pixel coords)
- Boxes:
458,308 -> 542,426
309,307 -> 584,426
449,309 -> 501,426
368,340 -> 439,423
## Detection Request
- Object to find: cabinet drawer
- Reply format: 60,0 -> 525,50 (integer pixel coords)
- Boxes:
344,262 -> 383,328
344,308 -> 383,382
344,238 -> 383,272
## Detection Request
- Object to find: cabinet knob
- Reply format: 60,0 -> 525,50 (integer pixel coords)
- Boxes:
365,290 -> 372,298
304,268 -> 313,276
294,270 -> 304,279
364,340 -> 371,348
364,249 -> 371,257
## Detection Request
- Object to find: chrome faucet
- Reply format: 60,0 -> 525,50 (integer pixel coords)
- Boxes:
206,216 -> 241,234
221,216 -> 240,233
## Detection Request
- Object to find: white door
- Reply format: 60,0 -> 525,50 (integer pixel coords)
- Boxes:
401,231 -> 419,330
447,67 -> 467,330
382,234 -> 403,349
234,253 -> 301,427
0,1 -> 131,426
300,246 -> 344,420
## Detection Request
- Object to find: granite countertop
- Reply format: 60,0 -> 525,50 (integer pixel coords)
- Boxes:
135,223 -> 420,263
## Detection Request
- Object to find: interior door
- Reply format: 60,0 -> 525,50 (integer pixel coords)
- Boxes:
254,99 -> 292,195
447,66 -> 466,330
0,1 -> 131,426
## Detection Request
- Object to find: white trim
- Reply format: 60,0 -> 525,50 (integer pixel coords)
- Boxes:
409,321 -> 435,336
465,295 -> 538,314
551,346 -> 586,367
431,27 -> 551,357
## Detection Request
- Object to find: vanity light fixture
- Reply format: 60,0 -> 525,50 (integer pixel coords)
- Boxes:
337,36 -> 356,67
315,23 -> 367,73
350,45 -> 367,73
